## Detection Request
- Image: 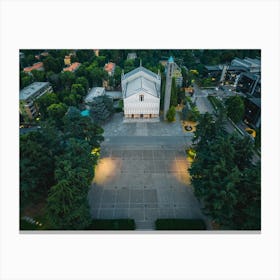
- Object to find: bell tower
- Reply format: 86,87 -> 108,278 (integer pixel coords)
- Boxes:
163,56 -> 174,120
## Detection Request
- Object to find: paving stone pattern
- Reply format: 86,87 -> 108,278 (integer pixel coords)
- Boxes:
88,147 -> 204,230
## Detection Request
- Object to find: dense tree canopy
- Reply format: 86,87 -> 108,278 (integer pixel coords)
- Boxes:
89,95 -> 114,124
189,113 -> 261,229
225,95 -> 245,123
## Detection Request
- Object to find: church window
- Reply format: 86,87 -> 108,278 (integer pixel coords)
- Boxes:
139,95 -> 144,102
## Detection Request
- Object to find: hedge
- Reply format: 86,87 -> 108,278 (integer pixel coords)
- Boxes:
88,219 -> 136,230
155,219 -> 206,230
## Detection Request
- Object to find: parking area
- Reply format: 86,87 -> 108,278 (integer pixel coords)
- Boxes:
88,146 -> 205,230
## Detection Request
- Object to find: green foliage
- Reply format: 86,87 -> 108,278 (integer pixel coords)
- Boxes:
166,106 -> 176,122
170,77 -> 178,107
76,50 -> 95,63
47,103 -> 68,123
189,114 -> 260,229
89,95 -> 114,124
124,59 -> 135,73
42,55 -> 62,73
193,113 -> 224,145
71,83 -> 86,96
113,65 -> 122,87
255,127 -> 261,149
20,131 -> 55,208
200,77 -> 217,87
155,219 -> 206,230
46,178 -> 92,230
160,76 -> 166,111
20,108 -> 104,230
20,53 -> 37,68
177,90 -> 186,105
75,77 -> 89,92
225,96 -> 245,123
31,70 -> 46,82
88,219 -> 136,230
59,71 -> 76,91
35,92 -> 59,119
63,108 -> 104,148
20,71 -> 33,89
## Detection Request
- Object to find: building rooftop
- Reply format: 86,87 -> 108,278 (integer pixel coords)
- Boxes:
85,87 -> 105,103
123,66 -> 160,81
125,76 -> 158,98
104,62 -> 116,73
242,72 -> 260,81
63,62 -> 81,72
231,57 -> 261,69
23,62 -> 44,72
249,97 -> 261,108
168,56 -> 174,63
20,82 -> 50,100
105,91 -> 122,99
127,53 -> 137,60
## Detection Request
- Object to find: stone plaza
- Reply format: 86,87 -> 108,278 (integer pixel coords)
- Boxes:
88,113 -> 206,230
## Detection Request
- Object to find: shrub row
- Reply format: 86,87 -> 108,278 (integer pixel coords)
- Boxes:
88,219 -> 136,230
21,218 -> 207,231
155,219 -> 206,230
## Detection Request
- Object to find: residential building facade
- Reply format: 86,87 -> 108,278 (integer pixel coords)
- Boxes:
20,82 -> 53,121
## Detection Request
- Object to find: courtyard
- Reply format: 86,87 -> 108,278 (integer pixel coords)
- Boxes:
88,113 -> 206,230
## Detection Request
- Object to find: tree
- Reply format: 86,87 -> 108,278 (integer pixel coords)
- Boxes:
59,71 -> 76,91
20,131 -> 55,208
225,95 -> 245,123
47,103 -> 68,124
20,71 -> 33,89
189,136 -> 240,227
35,92 -> 59,119
76,50 -> 95,63
233,163 -> 261,230
75,77 -> 89,93
42,55 -> 62,73
46,138 -> 95,230
90,67 -> 107,87
89,95 -> 114,124
189,115 -> 261,229
113,65 -> 122,88
160,76 -> 166,111
21,54 -> 37,68
71,83 -> 86,97
46,177 -> 92,230
63,107 -> 104,148
231,135 -> 254,171
31,70 -> 46,82
166,106 -> 176,122
124,59 -> 135,73
170,77 -> 178,107
193,112 -> 224,145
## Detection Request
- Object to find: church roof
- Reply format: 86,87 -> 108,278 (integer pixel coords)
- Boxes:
123,66 -> 159,80
122,65 -> 161,99
125,76 -> 158,98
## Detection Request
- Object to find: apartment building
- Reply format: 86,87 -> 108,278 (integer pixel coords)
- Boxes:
20,82 -> 53,121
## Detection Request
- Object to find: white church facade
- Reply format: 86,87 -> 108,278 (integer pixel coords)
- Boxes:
122,66 -> 161,120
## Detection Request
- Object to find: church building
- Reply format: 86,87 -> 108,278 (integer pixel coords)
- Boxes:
122,65 -> 161,120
